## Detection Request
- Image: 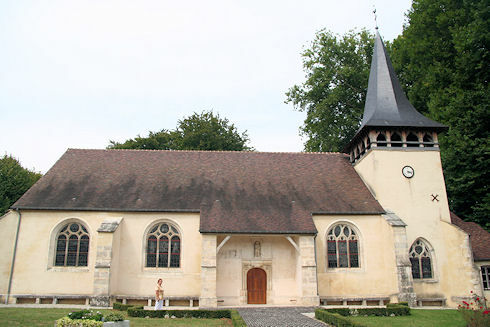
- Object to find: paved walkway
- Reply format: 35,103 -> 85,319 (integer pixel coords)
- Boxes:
236,307 -> 327,327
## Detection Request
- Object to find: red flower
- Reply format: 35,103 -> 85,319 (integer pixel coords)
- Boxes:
463,301 -> 469,305
476,297 -> 480,301
483,310 -> 489,315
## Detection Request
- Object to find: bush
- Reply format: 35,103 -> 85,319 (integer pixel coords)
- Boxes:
67,310 -> 103,321
104,312 -> 125,322
230,310 -> 246,327
386,305 -> 410,316
315,309 -> 367,327
127,308 -> 232,319
113,302 -> 144,311
56,317 -> 103,327
323,308 -> 350,316
320,305 -> 410,318
458,291 -> 490,327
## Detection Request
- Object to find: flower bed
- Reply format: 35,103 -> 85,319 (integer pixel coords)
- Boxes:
56,310 -> 128,327
458,291 -> 489,327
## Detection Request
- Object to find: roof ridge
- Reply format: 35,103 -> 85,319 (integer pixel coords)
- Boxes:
67,148 -> 347,155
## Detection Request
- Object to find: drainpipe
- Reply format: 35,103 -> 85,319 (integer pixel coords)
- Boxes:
5,209 -> 21,305
314,234 -> 319,298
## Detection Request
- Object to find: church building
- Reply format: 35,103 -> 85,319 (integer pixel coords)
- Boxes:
0,32 -> 487,308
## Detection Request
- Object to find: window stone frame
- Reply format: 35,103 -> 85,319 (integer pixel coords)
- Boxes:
47,218 -> 92,272
324,221 -> 363,272
409,238 -> 438,283
142,219 -> 183,272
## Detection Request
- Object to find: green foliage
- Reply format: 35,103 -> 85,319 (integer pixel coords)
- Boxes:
322,308 -> 350,316
321,305 -> 410,317
230,310 -> 246,327
347,309 -> 467,327
112,302 -> 136,311
56,316 -> 103,327
108,111 -> 252,151
285,29 -> 375,152
67,310 -> 103,321
457,291 -> 489,327
390,0 -> 490,229
0,155 -> 41,215
127,308 -> 232,319
315,309 -> 367,327
103,312 -> 125,322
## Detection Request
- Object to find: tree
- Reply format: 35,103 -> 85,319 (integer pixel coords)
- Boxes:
108,111 -> 253,151
285,29 -> 375,152
0,155 -> 42,215
390,0 -> 489,229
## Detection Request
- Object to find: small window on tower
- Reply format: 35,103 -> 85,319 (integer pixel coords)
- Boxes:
391,132 -> 403,147
376,133 -> 387,147
406,132 -> 419,147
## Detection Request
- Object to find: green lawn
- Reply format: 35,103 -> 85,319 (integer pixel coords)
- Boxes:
0,308 -> 232,327
346,309 -> 466,327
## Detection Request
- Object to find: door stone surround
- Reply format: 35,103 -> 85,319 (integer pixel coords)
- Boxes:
242,260 -> 272,305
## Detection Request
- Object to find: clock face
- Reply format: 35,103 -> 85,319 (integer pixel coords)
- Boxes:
402,166 -> 414,178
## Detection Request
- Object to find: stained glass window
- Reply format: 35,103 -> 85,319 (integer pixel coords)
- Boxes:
326,224 -> 360,268
146,222 -> 180,268
409,239 -> 433,279
54,222 -> 90,267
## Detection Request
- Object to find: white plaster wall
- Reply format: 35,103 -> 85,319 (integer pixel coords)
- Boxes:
354,149 -> 478,307
0,211 -> 19,301
314,214 -> 399,298
216,235 -> 300,305
8,210 -> 201,298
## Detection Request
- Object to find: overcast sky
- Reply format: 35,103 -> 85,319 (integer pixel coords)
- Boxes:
1,0 -> 413,173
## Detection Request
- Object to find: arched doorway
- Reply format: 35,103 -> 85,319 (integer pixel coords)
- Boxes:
247,268 -> 266,304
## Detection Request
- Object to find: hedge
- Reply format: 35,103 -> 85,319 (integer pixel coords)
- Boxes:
315,310 -> 367,327
230,310 -> 247,327
112,302 -> 143,311
127,308 -> 232,319
321,305 -> 410,317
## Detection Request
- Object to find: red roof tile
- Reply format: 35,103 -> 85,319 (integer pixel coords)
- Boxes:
13,149 -> 384,233
451,212 -> 490,261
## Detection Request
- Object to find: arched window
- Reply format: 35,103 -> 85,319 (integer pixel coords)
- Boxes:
391,132 -> 403,147
376,133 -> 387,147
406,132 -> 419,147
409,239 -> 433,279
146,222 -> 181,268
55,222 -> 89,267
327,224 -> 359,268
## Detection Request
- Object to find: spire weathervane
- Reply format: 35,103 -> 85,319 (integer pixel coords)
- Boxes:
373,7 -> 378,30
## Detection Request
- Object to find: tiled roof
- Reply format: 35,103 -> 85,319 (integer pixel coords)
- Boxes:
13,149 -> 384,234
451,212 -> 490,261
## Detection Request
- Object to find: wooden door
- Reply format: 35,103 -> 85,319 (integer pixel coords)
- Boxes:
247,268 -> 266,304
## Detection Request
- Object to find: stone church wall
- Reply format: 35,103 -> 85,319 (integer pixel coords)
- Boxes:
0,210 -> 19,303
355,149 -> 479,307
216,235 -> 301,305
314,214 -> 399,302
4,210 -> 202,303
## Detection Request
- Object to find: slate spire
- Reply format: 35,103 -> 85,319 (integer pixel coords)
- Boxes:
345,31 -> 447,162
361,31 -> 446,129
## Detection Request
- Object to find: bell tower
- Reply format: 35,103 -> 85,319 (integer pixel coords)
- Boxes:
345,31 -> 447,164
345,31 -> 451,225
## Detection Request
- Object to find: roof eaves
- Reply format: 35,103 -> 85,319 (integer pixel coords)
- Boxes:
10,206 -> 201,213
199,230 -> 318,235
